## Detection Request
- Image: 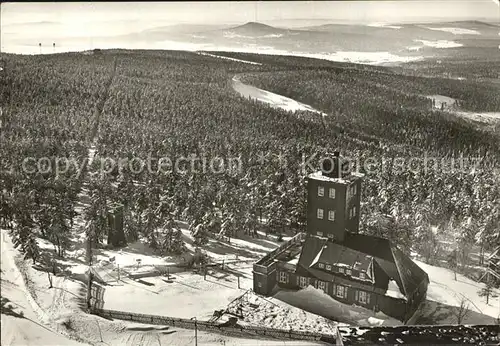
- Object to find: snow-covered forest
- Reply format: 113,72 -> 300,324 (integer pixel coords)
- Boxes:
2,51 -> 498,283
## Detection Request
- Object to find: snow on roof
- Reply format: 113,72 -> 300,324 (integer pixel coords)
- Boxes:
308,170 -> 363,184
310,245 -> 326,267
386,279 -> 407,301
308,170 -> 348,183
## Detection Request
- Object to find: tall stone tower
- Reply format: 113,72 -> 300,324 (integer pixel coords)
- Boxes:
306,152 -> 363,242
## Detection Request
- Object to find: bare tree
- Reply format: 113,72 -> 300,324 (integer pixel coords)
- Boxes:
454,297 -> 472,324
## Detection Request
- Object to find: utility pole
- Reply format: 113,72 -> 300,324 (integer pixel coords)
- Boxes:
191,317 -> 198,346
38,43 -> 42,54
53,42 -> 55,53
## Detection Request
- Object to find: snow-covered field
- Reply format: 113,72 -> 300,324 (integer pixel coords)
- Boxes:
424,27 -> 481,35
415,260 -> 500,325
1,228 -> 326,346
103,264 -> 251,320
367,23 -> 403,29
414,39 -> 463,48
427,94 -> 500,124
232,75 -> 328,115
198,52 -> 263,65
1,231 -> 87,346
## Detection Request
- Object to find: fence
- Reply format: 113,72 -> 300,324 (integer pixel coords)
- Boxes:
91,308 -> 343,344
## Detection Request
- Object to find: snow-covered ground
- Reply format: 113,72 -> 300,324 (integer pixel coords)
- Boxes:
2,228 -> 326,345
232,75 -> 328,115
427,94 -> 457,109
367,23 -> 403,29
223,31 -> 285,39
414,39 -> 463,48
415,259 -> 500,325
427,94 -> 500,124
103,264 -> 251,320
424,27 -> 481,35
1,230 -> 88,345
226,290 -> 346,333
198,52 -> 263,65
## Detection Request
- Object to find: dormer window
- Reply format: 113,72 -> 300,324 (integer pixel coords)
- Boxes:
319,263 -> 325,269
326,264 -> 332,271
318,186 -> 324,197
339,267 -> 345,274
317,208 -> 324,219
346,269 -> 352,276
329,188 -> 336,199
328,210 -> 336,221
360,272 -> 366,280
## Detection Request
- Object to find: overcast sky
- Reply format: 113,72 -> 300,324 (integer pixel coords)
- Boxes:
2,1 -> 499,27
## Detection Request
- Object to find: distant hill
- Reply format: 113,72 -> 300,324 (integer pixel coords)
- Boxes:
223,22 -> 290,37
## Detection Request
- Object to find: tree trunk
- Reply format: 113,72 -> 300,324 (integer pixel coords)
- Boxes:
47,272 -> 53,288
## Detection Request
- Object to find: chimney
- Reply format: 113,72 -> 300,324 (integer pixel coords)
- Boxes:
321,151 -> 350,179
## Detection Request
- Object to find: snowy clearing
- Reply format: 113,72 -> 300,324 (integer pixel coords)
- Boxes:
2,227 -> 326,345
1,230 -> 88,346
414,39 -> 463,48
427,94 -> 500,124
232,75 -> 328,115
198,52 -> 263,65
299,51 -> 422,65
424,27 -> 481,35
223,31 -> 285,39
415,259 -> 500,325
367,23 -> 403,29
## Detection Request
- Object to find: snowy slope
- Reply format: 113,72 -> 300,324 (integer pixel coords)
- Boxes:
1,231 -> 87,346
415,259 -> 500,324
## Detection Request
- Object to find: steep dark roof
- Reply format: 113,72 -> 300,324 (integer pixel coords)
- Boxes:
296,232 -> 429,298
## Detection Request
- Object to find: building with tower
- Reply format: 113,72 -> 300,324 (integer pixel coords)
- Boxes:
252,152 -> 429,324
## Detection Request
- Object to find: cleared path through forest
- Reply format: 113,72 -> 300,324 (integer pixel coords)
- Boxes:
231,74 -> 327,116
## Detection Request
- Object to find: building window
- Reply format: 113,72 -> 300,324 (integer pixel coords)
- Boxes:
328,210 -> 336,221
338,267 -> 345,273
279,272 -> 288,283
317,231 -> 323,237
299,276 -> 309,288
258,282 -> 262,288
318,281 -> 327,293
318,263 -> 325,269
351,185 -> 357,196
336,285 -> 347,299
349,207 -> 357,219
329,188 -> 336,199
346,269 -> 352,276
360,272 -> 366,280
327,233 -> 334,239
317,209 -> 324,219
318,186 -> 324,197
326,264 -> 332,271
356,290 -> 370,304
